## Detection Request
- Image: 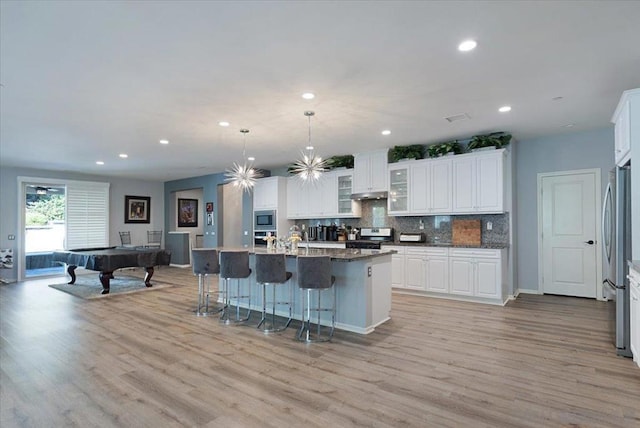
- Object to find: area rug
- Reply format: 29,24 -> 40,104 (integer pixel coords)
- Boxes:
48,274 -> 174,299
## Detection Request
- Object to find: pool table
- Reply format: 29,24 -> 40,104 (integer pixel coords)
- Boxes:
53,247 -> 171,294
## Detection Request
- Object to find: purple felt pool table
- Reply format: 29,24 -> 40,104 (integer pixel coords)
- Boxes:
53,247 -> 171,294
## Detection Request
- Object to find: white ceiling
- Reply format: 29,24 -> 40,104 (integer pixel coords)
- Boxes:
1,1 -> 639,181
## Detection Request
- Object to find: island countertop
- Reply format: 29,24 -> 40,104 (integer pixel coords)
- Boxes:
215,246 -> 396,262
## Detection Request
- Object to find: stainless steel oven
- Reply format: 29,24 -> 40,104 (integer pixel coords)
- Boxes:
254,210 -> 276,231
254,230 -> 276,246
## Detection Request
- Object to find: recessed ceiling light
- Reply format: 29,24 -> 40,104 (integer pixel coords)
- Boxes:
159,139 -> 169,145
219,121 -> 230,127
302,92 -> 315,100
458,39 -> 477,52
96,161 -> 104,165
381,130 -> 391,136
552,96 -> 564,101
306,145 -> 314,150
562,123 -> 575,128
498,106 -> 512,113
247,156 -> 255,161
119,153 -> 128,158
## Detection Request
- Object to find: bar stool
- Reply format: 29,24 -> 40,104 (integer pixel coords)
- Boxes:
191,248 -> 221,316
255,253 -> 293,333
296,255 -> 336,342
219,250 -> 252,324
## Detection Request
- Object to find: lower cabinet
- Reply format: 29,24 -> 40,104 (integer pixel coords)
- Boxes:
629,265 -> 640,368
388,245 -> 505,304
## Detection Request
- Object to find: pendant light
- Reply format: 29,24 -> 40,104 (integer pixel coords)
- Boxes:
290,111 -> 328,183
225,128 -> 260,192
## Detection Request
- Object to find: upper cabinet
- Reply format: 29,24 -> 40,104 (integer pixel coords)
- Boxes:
452,150 -> 505,214
388,150 -> 503,216
612,88 -> 639,166
287,170 -> 361,219
353,149 -> 388,194
253,176 -> 287,211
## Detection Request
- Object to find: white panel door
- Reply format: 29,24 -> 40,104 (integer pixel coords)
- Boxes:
405,254 -> 425,290
449,258 -> 474,296
430,160 -> 452,213
541,172 -> 598,298
425,257 -> 449,293
410,164 -> 428,212
476,153 -> 503,212
452,157 -> 475,213
475,259 -> 500,299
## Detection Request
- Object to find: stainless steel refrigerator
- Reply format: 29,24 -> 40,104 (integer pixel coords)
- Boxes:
602,164 -> 632,357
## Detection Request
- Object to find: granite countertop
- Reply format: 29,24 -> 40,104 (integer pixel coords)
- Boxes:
215,246 -> 396,262
381,242 -> 509,249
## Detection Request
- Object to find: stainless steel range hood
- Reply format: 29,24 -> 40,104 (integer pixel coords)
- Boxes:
350,191 -> 388,200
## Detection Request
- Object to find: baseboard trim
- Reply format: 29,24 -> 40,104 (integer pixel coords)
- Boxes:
515,288 -> 542,297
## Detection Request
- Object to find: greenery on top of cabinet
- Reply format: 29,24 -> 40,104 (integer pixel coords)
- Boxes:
326,154 -> 354,169
389,144 -> 425,162
468,132 -> 511,151
427,140 -> 463,158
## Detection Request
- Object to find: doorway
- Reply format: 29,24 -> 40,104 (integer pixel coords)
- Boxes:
24,182 -> 66,278
537,169 -> 602,299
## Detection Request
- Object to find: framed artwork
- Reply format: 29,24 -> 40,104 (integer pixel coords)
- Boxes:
206,202 -> 214,213
178,198 -> 198,227
124,195 -> 151,224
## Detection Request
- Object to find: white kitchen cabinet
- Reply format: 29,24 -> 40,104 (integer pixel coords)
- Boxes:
612,88 -> 639,166
449,248 -> 503,300
254,176 -> 287,211
410,159 -> 452,214
405,249 -> 426,291
336,170 -> 361,217
287,170 -> 360,219
629,264 -> 640,367
401,247 -> 449,292
452,150 -> 504,213
353,149 -> 388,194
388,164 -> 410,214
286,177 -> 307,219
386,246 -> 406,289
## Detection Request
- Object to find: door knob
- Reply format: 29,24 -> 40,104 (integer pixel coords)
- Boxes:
584,240 -> 595,245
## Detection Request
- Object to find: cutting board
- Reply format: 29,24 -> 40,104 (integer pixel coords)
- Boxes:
452,219 -> 481,246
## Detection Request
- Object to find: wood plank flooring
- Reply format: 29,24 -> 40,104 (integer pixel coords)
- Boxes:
1,267 -> 639,427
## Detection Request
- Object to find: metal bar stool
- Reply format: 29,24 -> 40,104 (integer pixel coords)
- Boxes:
296,255 -> 336,342
219,250 -> 252,324
255,253 -> 293,333
191,248 -> 221,316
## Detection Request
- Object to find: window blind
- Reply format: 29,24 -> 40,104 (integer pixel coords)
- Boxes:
66,181 -> 110,250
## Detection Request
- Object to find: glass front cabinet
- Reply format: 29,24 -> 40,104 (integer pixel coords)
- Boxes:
388,165 -> 409,214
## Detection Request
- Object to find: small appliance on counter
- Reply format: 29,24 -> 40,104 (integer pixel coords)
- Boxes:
345,227 -> 394,249
399,232 -> 426,243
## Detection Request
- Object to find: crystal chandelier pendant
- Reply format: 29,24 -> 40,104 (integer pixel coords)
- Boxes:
293,111 -> 328,184
225,129 -> 260,192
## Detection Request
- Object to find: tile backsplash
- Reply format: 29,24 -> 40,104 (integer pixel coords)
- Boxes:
299,199 -> 509,246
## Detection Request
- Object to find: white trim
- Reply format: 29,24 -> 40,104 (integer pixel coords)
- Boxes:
536,168 -> 603,300
516,288 -> 543,296
17,176 -> 110,282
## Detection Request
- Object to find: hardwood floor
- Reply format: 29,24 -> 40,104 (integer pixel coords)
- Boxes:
1,267 -> 638,427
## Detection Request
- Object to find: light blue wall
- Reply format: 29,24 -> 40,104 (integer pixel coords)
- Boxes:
515,127 -> 615,292
164,173 -> 253,248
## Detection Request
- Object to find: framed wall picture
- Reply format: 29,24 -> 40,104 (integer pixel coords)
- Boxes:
178,198 -> 198,227
124,195 -> 151,224
206,202 -> 214,213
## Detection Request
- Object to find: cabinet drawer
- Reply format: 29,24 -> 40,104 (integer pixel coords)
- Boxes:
384,245 -> 406,255
406,247 -> 448,257
449,248 -> 501,259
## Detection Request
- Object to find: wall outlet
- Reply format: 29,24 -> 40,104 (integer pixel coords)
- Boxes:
8,235 -> 15,240
244,231 -> 248,236
419,220 -> 424,230
486,221 -> 493,231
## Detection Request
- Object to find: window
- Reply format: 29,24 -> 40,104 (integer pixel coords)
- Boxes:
66,181 -> 110,249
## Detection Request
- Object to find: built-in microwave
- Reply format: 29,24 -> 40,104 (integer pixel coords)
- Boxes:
254,210 -> 276,231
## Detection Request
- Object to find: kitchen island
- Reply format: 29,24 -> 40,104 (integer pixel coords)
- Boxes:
216,246 -> 395,334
